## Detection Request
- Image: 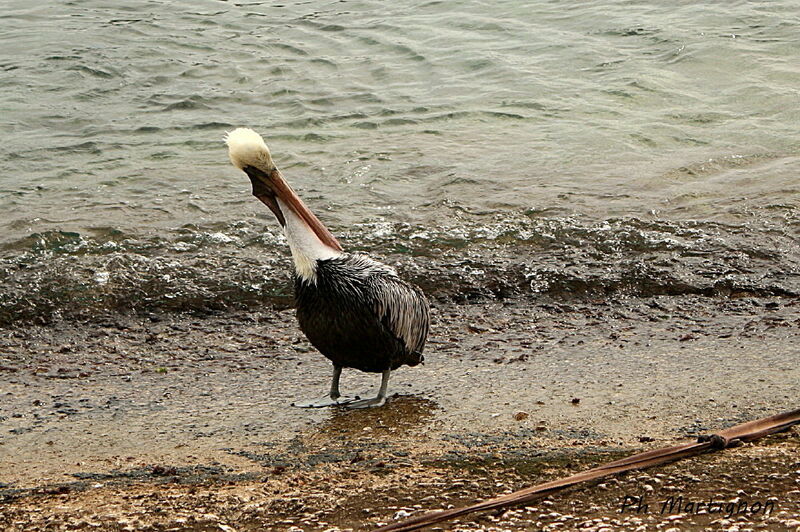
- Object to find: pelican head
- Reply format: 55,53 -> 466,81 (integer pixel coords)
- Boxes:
225,128 -> 342,253
226,128 -> 344,281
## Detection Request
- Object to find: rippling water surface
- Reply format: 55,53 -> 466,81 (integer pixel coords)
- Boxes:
1,0 -> 799,322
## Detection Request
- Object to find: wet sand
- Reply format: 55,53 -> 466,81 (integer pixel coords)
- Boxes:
1,295 -> 799,530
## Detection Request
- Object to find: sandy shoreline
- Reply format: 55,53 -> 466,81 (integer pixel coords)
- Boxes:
1,295 -> 798,530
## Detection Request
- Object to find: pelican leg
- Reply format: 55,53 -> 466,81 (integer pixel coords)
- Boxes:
346,370 -> 391,409
292,366 -> 359,408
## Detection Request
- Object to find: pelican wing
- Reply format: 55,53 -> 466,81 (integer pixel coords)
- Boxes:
368,275 -> 430,356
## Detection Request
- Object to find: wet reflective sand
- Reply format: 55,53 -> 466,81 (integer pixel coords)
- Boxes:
1,296 -> 798,529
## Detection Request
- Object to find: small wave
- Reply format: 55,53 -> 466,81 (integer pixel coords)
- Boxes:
50,141 -> 102,154
70,65 -> 116,79
162,99 -> 213,111
661,153 -> 779,180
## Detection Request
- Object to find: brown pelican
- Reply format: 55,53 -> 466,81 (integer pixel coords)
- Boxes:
225,128 -> 430,408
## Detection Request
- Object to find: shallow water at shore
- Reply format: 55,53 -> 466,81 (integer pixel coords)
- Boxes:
2,211 -> 798,325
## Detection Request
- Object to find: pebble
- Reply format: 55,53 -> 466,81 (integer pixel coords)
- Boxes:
393,510 -> 411,520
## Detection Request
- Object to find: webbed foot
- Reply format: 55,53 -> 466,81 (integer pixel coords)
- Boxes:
291,394 -> 359,408
345,394 -> 387,409
344,369 -> 392,409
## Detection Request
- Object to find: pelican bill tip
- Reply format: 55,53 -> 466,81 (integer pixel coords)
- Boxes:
225,127 -> 274,171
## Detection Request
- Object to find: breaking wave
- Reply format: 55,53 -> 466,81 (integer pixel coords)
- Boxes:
1,213 -> 797,326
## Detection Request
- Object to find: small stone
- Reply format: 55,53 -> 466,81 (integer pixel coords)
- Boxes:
393,509 -> 411,520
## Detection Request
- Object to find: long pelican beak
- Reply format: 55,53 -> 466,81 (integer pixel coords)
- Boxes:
245,165 -> 343,252
225,128 -> 343,252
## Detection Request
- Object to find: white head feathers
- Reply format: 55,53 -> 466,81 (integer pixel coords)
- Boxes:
224,128 -> 275,172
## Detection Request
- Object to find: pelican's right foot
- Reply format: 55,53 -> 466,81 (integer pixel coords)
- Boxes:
291,394 -> 360,408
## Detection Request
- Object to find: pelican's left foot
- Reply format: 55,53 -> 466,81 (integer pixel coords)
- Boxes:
345,369 -> 391,409
346,395 -> 387,409
292,395 -> 359,408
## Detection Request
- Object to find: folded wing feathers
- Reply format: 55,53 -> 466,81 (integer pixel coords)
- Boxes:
371,275 -> 430,355
307,253 -> 430,357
